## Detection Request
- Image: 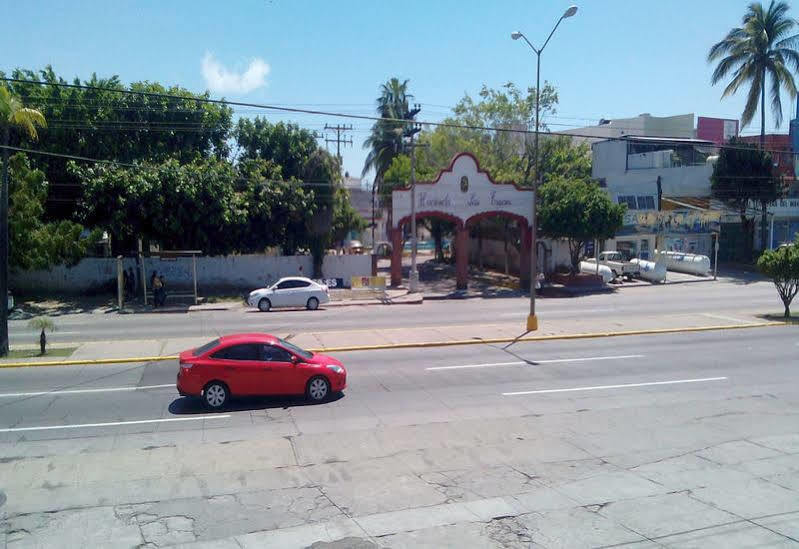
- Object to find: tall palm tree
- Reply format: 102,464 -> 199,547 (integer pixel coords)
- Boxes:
0,86 -> 46,355
362,78 -> 416,242
362,78 -> 414,191
708,0 -> 799,148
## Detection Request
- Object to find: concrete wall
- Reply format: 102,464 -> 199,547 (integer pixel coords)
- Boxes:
10,254 -> 374,294
469,237 -> 520,275
468,237 -> 573,275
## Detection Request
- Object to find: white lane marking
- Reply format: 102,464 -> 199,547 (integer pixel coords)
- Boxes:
503,376 -> 728,396
426,354 -> 644,371
0,384 -> 175,398
499,308 -> 615,317
701,313 -> 750,324
0,415 -> 230,433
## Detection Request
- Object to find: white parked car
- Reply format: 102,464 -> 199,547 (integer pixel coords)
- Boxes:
247,277 -> 330,312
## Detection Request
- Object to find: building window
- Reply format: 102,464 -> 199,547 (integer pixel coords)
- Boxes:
618,195 -> 637,209
637,196 -> 655,209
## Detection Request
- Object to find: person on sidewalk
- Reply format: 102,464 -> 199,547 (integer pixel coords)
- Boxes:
152,272 -> 163,308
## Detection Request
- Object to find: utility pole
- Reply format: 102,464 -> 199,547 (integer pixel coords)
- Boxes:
403,108 -> 426,293
0,129 -> 9,355
324,124 -> 353,163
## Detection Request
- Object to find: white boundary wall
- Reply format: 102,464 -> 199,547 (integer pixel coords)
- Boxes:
11,254 -> 373,294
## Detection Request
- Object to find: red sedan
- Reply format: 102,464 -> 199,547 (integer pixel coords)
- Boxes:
177,333 -> 347,409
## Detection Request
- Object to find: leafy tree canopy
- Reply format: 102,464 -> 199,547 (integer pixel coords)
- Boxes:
73,157 -> 316,256
5,153 -> 97,270
538,177 -> 625,272
757,237 -> 799,318
711,137 -> 780,215
2,66 -> 234,219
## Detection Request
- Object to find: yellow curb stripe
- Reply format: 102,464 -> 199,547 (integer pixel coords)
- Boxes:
0,355 -> 178,368
309,321 -> 786,353
0,321 -> 786,368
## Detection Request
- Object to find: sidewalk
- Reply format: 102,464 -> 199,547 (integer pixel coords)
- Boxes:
2,308 -> 784,366
8,289 -> 422,317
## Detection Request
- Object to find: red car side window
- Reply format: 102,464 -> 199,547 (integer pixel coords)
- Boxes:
211,344 -> 260,361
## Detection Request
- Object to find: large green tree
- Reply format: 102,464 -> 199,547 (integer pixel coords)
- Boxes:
3,66 -> 233,218
708,1 -> 799,147
757,237 -> 799,317
234,158 -> 314,255
234,118 -> 345,275
419,82 -> 563,186
538,177 -> 625,273
74,158 -> 240,255
74,155 -> 322,258
711,137 -> 781,257
7,153 -> 96,270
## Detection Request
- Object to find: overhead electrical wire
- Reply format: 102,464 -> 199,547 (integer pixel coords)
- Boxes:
6,76 -> 796,158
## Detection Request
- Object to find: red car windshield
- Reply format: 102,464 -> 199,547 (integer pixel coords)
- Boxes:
278,338 -> 314,359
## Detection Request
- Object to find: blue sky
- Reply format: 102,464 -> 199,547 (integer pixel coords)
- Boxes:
3,0 -> 797,181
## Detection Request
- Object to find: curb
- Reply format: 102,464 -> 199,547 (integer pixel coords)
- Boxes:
0,321 -> 786,368
0,355 -> 179,368
312,321 -> 785,352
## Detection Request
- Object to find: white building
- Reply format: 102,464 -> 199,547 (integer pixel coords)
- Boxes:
562,113 -> 695,146
592,136 -> 719,258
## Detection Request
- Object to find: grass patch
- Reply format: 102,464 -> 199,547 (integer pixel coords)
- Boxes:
5,347 -> 77,359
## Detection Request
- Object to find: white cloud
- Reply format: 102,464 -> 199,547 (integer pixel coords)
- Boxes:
201,52 -> 269,94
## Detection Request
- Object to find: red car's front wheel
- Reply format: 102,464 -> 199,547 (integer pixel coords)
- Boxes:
306,376 -> 330,402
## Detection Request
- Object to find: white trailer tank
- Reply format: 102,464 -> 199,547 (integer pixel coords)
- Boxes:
662,251 -> 711,276
579,261 -> 613,283
630,257 -> 666,283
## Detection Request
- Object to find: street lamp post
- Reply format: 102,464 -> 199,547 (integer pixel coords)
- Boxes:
511,5 -> 577,332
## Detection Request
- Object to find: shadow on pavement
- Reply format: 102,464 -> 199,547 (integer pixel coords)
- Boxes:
168,393 -> 345,414
756,313 -> 799,324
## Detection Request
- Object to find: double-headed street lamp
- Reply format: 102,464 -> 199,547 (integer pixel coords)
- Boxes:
511,4 -> 578,332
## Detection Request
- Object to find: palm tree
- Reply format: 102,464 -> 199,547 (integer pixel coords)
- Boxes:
0,86 -> 46,355
708,1 -> 799,148
362,78 -> 415,219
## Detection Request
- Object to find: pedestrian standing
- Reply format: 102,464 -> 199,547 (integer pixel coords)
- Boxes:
152,272 -> 163,308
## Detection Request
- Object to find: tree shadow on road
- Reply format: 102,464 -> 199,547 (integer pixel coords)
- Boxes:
168,393 -> 345,414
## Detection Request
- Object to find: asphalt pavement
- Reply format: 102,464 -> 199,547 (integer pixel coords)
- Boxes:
1,326 -> 798,547
8,276 -> 782,346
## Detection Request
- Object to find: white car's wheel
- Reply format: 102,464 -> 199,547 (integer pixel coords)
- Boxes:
203,382 -> 229,410
258,298 -> 271,312
306,376 -> 330,402
306,297 -> 319,311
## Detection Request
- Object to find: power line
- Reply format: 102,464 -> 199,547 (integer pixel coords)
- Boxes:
12,79 -> 793,142
0,145 -> 137,167
5,77 -> 799,159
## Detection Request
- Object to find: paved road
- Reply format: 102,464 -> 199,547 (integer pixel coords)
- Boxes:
1,326 -> 798,546
9,276 -> 781,345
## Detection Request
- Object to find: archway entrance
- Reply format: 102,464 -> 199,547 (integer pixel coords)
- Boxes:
390,153 -> 533,290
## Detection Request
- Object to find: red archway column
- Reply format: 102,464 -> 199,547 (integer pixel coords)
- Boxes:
519,225 -> 532,289
390,228 -> 402,287
456,225 -> 468,290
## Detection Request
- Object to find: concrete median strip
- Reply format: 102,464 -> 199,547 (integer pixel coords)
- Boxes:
0,320 -> 786,368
